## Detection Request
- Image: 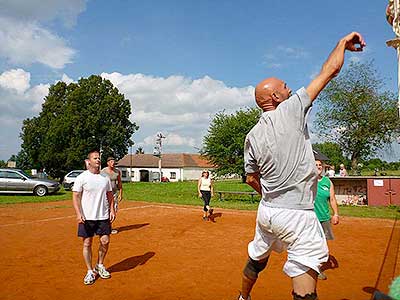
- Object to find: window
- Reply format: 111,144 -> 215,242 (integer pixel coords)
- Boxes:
121,170 -> 127,177
170,172 -> 176,179
6,171 -> 23,179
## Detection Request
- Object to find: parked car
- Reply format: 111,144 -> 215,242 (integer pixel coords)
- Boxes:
0,168 -> 60,196
63,170 -> 85,190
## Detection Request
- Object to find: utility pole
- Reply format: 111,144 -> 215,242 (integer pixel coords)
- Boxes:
153,132 -> 166,182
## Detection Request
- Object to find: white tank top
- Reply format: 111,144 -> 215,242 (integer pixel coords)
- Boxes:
200,177 -> 211,191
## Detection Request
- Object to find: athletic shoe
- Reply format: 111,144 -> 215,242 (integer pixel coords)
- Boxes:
203,216 -> 208,221
111,229 -> 118,234
318,272 -> 327,280
83,271 -> 96,285
238,294 -> 251,300
95,264 -> 111,279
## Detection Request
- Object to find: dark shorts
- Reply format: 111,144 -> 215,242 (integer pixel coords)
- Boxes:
78,219 -> 111,238
320,220 -> 334,240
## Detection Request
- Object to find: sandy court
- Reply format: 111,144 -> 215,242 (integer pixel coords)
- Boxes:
0,200 -> 398,300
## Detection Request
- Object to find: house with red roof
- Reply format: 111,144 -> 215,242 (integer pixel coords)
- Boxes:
116,153 -> 214,182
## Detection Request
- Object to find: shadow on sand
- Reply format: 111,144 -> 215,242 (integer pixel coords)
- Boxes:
114,223 -> 150,233
109,251 -> 155,273
209,212 -> 222,223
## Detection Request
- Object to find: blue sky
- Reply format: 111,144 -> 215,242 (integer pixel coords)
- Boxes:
0,0 -> 399,161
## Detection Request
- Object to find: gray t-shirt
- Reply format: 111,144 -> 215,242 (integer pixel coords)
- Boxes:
244,87 -> 317,210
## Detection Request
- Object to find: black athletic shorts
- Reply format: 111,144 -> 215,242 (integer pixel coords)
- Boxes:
78,219 -> 111,238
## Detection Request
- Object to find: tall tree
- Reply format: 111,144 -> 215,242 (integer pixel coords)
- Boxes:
136,147 -> 145,154
202,108 -> 261,181
314,61 -> 400,170
312,142 -> 349,170
20,75 -> 138,178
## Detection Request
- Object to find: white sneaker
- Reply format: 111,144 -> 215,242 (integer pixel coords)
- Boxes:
83,271 -> 96,285
111,229 -> 118,234
95,264 -> 111,279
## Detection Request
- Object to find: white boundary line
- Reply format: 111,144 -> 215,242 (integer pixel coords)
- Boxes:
0,203 -> 255,227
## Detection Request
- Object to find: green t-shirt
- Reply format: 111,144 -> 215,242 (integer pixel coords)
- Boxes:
314,176 -> 331,222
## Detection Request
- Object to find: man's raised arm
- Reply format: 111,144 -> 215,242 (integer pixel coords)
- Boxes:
306,32 -> 366,102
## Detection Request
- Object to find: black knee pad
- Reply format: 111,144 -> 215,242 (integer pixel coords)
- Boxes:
292,291 -> 318,300
243,257 -> 269,280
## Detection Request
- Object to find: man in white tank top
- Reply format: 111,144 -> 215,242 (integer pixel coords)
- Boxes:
101,156 -> 123,234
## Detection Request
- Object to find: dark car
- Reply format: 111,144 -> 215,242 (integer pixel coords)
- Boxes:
0,168 -> 60,196
62,170 -> 85,190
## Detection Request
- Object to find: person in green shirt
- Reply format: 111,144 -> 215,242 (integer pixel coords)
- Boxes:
315,159 -> 339,280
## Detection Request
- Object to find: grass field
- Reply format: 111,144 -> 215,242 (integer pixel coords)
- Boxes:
0,180 -> 399,219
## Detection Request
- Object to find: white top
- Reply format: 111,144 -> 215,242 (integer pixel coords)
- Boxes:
73,170 -> 112,220
199,177 -> 211,191
244,88 -> 317,210
326,169 -> 335,177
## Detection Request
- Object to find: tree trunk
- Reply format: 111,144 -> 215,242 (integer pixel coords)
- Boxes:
351,154 -> 358,175
241,174 -> 247,183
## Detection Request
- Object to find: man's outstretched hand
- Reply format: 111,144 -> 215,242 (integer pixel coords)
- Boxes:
343,32 -> 366,52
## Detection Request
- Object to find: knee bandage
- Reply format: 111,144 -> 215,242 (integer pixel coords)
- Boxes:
292,291 -> 318,300
243,257 -> 269,280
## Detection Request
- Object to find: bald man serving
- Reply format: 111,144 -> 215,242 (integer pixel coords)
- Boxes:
238,32 -> 365,300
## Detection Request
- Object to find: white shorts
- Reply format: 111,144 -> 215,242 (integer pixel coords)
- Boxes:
248,202 -> 329,277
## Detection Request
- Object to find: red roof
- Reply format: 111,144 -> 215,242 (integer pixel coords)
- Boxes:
117,153 -> 214,168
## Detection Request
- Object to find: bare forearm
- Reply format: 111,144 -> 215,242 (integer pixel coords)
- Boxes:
107,192 -> 114,208
72,192 -> 82,215
306,32 -> 365,101
330,198 -> 339,216
246,174 -> 261,195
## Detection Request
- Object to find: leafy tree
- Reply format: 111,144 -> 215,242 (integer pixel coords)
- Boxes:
202,108 -> 261,181
0,160 -> 6,168
20,75 -> 138,179
313,142 -> 349,170
315,61 -> 400,171
136,147 -> 145,154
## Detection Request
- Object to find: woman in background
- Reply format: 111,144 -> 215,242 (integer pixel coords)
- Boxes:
315,159 -> 340,280
198,170 -> 214,221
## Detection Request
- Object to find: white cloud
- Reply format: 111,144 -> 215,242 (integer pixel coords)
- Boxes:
1,0 -> 87,27
60,73 -> 75,84
349,56 -> 361,63
263,46 -> 309,68
277,46 -> 309,59
101,72 -> 255,153
0,0 -> 86,69
0,68 -> 30,94
0,68 -> 50,159
0,17 -> 75,69
141,133 -> 197,148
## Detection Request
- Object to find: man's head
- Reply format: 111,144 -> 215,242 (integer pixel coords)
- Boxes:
107,156 -> 116,168
340,164 -> 345,169
87,150 -> 101,171
255,77 -> 292,111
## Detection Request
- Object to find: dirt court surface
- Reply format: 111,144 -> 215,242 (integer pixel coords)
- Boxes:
0,200 -> 399,300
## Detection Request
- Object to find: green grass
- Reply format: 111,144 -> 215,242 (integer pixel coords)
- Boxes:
0,190 -> 71,205
0,180 -> 399,219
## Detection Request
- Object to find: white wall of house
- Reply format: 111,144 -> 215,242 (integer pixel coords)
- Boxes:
119,167 -> 182,182
119,166 -> 213,182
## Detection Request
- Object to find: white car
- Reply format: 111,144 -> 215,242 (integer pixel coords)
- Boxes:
62,170 -> 84,190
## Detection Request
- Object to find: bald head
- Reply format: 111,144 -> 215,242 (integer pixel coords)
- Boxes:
255,77 -> 292,111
